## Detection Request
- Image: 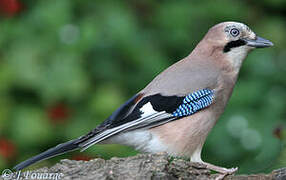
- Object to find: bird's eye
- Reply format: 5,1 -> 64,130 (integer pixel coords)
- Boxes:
230,28 -> 240,37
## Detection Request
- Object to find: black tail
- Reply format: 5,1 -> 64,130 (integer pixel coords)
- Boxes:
14,139 -> 80,171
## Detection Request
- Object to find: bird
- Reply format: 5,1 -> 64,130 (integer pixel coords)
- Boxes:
14,22 -> 273,176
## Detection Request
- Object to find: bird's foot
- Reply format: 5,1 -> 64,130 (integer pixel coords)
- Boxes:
201,162 -> 238,180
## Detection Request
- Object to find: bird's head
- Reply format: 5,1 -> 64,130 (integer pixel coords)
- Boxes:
200,22 -> 273,71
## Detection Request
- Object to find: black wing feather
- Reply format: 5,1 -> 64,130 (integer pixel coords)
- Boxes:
13,93 -> 188,170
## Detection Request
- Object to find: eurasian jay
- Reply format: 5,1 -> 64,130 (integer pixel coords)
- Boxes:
14,22 -> 273,176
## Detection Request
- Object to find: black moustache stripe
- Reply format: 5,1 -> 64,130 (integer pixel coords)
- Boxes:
223,39 -> 246,53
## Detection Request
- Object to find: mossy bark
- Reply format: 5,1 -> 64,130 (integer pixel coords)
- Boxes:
4,153 -> 286,180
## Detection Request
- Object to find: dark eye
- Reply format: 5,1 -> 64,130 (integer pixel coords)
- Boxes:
230,28 -> 240,37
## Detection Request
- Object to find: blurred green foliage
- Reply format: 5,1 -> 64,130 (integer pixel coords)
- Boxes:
0,0 -> 286,174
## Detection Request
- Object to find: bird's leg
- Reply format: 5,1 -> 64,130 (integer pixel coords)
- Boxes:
200,161 -> 238,180
190,148 -> 238,175
202,161 -> 238,174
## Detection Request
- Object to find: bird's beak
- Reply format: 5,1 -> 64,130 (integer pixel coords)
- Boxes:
243,36 -> 274,48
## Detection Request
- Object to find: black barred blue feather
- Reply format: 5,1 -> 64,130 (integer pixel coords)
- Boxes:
172,89 -> 214,117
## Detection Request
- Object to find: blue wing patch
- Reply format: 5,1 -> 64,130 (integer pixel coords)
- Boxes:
172,89 -> 214,117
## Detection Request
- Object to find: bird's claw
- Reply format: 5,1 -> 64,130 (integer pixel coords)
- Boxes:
214,167 -> 238,180
228,167 -> 238,174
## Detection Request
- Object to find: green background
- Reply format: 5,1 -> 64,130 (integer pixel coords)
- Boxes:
0,0 -> 286,174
